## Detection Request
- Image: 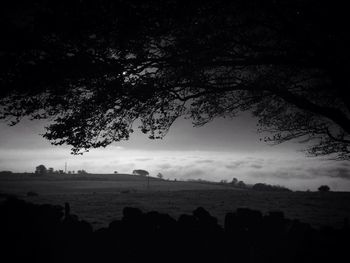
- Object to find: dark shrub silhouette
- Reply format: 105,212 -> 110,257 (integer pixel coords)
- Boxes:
35,164 -> 47,175
252,183 -> 292,192
231,177 -> 238,185
237,180 -> 246,188
77,169 -> 88,175
132,169 -> 149,176
318,185 -> 331,192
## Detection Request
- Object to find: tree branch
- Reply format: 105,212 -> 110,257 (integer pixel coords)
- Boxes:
272,89 -> 350,134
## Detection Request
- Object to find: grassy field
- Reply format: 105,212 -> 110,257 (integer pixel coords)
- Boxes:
1,173 -> 350,230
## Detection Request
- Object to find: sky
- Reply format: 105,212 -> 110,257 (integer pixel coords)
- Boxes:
0,112 -> 349,191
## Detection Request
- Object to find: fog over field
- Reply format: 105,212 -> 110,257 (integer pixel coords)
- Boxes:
1,118 -> 349,191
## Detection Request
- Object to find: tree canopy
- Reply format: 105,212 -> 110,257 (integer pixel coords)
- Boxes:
1,0 -> 349,159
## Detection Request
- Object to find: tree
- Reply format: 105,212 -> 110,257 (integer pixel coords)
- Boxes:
132,169 -> 149,177
35,165 -> 47,175
231,178 -> 238,185
48,168 -> 54,174
156,173 -> 164,179
1,1 -> 349,159
237,181 -> 246,188
318,185 -> 330,192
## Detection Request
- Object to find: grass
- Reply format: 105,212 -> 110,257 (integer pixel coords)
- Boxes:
1,173 -> 349,229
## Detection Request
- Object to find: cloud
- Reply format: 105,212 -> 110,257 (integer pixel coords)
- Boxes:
157,163 -> 172,169
301,164 -> 350,180
328,167 -> 350,179
250,164 -> 263,169
225,161 -> 245,169
180,169 -> 206,178
195,159 -> 215,164
135,158 -> 153,161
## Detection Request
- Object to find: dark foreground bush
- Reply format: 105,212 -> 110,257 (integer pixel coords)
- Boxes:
0,197 -> 348,263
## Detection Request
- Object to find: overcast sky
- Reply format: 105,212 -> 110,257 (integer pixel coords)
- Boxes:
0,113 -> 349,191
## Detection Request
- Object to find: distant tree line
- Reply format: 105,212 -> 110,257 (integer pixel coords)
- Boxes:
230,178 -> 247,188
252,183 -> 292,192
221,178 -> 292,192
130,170 -> 165,180
0,171 -> 13,175
34,165 -> 88,176
217,178 -> 247,188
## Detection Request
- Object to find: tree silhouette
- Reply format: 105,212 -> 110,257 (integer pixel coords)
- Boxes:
237,181 -> 246,188
318,185 -> 330,192
1,1 -> 349,159
35,165 -> 47,175
231,178 -> 238,185
132,169 -> 149,177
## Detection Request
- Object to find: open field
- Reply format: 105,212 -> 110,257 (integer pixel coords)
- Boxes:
1,173 -> 350,229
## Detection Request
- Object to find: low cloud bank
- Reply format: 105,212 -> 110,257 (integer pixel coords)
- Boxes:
1,148 -> 349,191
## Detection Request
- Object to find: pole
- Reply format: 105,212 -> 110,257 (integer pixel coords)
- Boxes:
65,162 -> 67,174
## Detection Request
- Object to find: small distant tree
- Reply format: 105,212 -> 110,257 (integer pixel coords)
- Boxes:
157,173 -> 163,179
77,170 -> 88,175
114,171 -> 118,174
237,181 -> 246,188
35,165 -> 47,175
132,169 -> 149,177
220,179 -> 228,184
47,167 -> 54,174
231,178 -> 238,185
318,185 -> 330,192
